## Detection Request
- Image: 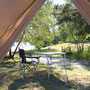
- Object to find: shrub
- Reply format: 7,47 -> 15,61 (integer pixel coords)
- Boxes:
67,51 -> 90,60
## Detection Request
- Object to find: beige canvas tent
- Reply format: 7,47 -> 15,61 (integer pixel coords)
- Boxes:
0,0 -> 90,60
72,0 -> 90,25
0,0 -> 45,60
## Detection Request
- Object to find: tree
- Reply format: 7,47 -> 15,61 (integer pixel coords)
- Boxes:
7,0 -> 55,59
24,0 -> 55,50
53,2 -> 90,52
8,32 -> 25,59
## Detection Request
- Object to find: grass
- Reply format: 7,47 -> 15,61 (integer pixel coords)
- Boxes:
0,57 -> 90,90
42,43 -> 90,52
67,51 -> 90,60
41,43 -> 90,60
15,43 -> 90,60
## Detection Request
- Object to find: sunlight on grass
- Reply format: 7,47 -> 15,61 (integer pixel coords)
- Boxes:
54,67 -> 90,85
41,43 -> 90,60
42,43 -> 90,52
0,58 -> 90,90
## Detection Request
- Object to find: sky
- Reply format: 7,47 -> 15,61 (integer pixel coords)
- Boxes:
53,0 -> 66,5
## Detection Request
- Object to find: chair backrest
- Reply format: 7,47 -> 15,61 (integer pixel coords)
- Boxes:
19,49 -> 26,63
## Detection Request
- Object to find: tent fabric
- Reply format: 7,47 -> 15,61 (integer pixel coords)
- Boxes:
72,0 -> 90,25
0,0 -> 45,60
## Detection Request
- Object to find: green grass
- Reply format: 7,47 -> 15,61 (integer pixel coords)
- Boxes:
0,57 -> 90,90
67,51 -> 90,60
42,43 -> 90,52
14,43 -> 90,60
41,43 -> 90,60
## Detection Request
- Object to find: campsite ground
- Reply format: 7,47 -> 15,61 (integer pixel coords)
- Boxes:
0,43 -> 90,90
0,57 -> 90,90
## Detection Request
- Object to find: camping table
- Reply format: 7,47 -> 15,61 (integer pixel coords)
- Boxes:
37,52 -> 68,80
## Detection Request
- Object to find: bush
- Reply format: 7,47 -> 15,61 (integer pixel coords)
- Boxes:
67,51 -> 90,60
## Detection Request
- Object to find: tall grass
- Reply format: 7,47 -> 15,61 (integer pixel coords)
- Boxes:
41,43 -> 90,60
67,51 -> 90,60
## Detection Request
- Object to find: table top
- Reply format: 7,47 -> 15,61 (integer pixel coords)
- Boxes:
37,52 -> 66,55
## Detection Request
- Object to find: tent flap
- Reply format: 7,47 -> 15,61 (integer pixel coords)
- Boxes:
72,0 -> 90,24
0,0 -> 45,60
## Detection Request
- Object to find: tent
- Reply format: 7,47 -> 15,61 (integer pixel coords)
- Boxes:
0,0 -> 90,60
72,0 -> 90,25
0,0 -> 45,60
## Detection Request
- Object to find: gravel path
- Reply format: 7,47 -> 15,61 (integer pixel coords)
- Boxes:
39,57 -> 90,69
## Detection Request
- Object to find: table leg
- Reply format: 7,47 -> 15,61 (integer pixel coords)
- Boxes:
64,54 -> 68,81
46,55 -> 49,79
50,56 -> 53,74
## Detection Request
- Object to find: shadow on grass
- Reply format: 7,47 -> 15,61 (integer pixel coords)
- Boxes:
0,69 -> 18,87
0,59 -> 19,87
8,70 -> 71,90
0,59 -> 90,90
8,70 -> 89,90
0,58 -> 18,68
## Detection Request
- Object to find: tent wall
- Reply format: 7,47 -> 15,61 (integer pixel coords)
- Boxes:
72,0 -> 90,25
0,0 -> 45,60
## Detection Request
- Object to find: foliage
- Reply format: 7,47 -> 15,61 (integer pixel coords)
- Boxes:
41,43 -> 90,60
24,0 -> 55,50
53,2 -> 90,52
7,32 -> 25,59
67,51 -> 90,60
7,0 -> 55,58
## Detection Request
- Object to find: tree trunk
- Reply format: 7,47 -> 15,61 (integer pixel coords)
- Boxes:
77,43 -> 84,52
12,41 -> 21,59
9,49 -> 12,58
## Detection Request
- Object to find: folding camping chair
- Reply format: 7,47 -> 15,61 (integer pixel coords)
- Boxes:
19,49 -> 40,78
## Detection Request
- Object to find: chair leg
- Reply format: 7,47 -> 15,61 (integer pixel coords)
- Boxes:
19,61 -> 39,78
19,61 -> 25,78
36,63 -> 39,74
23,64 -> 26,78
36,62 -> 39,72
